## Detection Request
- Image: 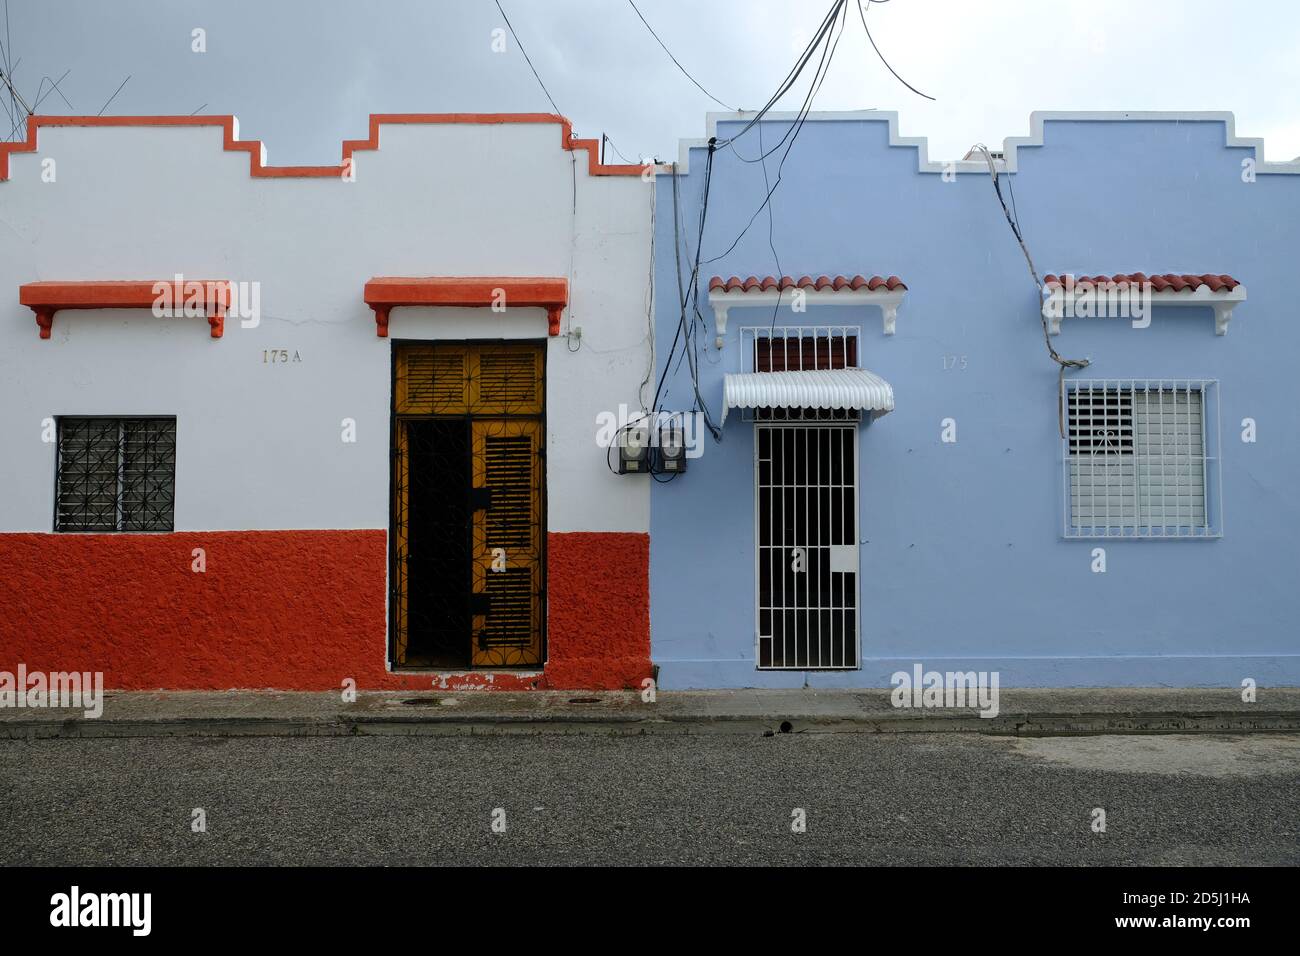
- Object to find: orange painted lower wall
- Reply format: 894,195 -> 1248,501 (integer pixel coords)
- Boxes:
544,531 -> 650,690
0,530 -> 650,691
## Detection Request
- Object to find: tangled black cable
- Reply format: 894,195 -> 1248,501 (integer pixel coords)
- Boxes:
971,144 -> 1089,436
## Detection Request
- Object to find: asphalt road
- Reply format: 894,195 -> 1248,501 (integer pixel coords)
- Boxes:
1,732 -> 1296,865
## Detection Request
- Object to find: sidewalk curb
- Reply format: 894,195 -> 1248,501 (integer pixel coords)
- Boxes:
4,710 -> 1299,739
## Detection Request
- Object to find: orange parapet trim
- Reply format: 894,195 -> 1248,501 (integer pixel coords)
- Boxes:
0,113 -> 654,182
19,279 -> 232,339
364,276 -> 569,337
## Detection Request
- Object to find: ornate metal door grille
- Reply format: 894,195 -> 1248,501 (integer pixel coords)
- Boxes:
55,417 -> 176,532
392,342 -> 545,668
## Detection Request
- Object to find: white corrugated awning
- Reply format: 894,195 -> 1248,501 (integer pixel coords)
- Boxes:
721,369 -> 895,424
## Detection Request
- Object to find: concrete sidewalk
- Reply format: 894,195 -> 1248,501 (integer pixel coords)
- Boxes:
3,687 -> 1299,738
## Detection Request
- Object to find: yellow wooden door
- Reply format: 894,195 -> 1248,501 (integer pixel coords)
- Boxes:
394,342 -> 544,668
396,344 -> 543,416
470,419 -> 543,666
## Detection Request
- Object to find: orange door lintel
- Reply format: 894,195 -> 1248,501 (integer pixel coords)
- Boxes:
364,276 -> 569,338
19,279 -> 232,338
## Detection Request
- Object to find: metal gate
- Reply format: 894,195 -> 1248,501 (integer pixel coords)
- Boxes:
755,418 -> 860,669
392,342 -> 545,668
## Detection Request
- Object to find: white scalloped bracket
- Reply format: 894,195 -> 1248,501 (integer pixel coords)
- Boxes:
1043,285 -> 1246,336
709,287 -> 906,346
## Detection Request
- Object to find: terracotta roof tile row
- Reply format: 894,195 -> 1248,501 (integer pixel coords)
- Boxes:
1043,273 -> 1240,292
709,274 -> 907,293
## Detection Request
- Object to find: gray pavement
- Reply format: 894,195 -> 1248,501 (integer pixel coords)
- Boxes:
1,732 -> 1296,865
2,687 -> 1299,738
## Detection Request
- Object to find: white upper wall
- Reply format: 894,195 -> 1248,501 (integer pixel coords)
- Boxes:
0,119 -> 652,533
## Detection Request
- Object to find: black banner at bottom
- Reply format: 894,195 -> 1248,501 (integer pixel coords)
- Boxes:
0,866 -> 1281,941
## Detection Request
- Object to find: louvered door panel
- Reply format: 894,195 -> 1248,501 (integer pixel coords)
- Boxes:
472,348 -> 543,415
396,345 -> 468,414
470,420 -> 543,666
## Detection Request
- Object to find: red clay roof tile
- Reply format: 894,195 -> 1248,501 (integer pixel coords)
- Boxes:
709,274 -> 906,293
1043,273 -> 1240,292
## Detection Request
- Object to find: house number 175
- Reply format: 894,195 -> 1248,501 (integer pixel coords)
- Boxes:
262,349 -> 302,363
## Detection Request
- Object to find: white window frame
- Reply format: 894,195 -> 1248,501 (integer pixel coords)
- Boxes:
740,324 -> 863,374
1060,378 -> 1222,539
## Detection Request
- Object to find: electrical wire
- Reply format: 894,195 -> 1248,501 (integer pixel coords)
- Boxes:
656,150 -> 721,441
650,148 -> 721,445
970,143 -> 1089,436
702,0 -> 847,266
95,74 -> 130,116
493,0 -> 562,116
655,0 -> 927,445
652,0 -> 853,446
856,0 -> 935,100
638,181 -> 658,413
712,0 -> 846,150
756,119 -> 785,334
601,132 -> 638,165
33,69 -> 71,111
626,0 -> 735,111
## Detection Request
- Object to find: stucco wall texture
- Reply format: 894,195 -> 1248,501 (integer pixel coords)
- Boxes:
0,530 -> 650,690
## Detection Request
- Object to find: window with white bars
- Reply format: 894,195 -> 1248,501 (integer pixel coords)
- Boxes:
1063,381 -> 1220,538
742,325 -> 860,373
55,418 -> 177,532
739,326 -> 863,424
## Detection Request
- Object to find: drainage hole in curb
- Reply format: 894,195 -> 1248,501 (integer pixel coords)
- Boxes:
779,721 -> 793,734
568,697 -> 602,704
401,698 -> 444,707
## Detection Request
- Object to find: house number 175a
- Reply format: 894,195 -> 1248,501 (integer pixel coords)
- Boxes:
262,349 -> 301,363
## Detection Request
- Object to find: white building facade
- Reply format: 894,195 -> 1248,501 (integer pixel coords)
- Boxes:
0,113 -> 653,690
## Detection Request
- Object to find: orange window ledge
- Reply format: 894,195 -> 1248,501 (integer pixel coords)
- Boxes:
19,280 -> 232,339
364,277 -> 569,337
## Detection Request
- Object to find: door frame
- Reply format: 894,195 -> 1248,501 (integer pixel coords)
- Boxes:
387,338 -> 548,670
752,418 -> 862,671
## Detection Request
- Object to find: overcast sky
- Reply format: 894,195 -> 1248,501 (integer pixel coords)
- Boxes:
3,0 -> 1298,165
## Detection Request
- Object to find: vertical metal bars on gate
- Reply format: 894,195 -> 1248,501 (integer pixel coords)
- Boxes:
755,421 -> 860,669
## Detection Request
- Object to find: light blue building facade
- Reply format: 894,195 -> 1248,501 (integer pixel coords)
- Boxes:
648,111 -> 1300,689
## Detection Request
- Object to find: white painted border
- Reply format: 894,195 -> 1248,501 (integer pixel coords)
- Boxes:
669,110 -> 1300,176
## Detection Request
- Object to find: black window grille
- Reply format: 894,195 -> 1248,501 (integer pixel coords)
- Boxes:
55,418 -> 177,532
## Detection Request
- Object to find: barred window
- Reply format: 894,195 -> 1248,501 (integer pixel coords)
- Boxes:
55,418 -> 177,532
747,326 -> 859,372
1063,381 -> 1219,538
740,326 -> 862,423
